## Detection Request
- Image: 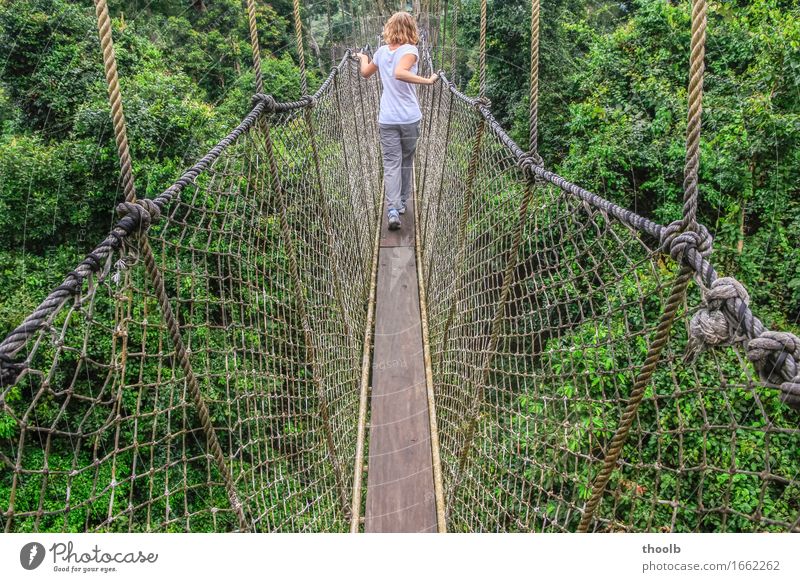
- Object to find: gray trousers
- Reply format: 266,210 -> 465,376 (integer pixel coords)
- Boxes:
379,121 -> 420,213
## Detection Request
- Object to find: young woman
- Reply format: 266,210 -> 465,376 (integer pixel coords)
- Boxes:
356,12 -> 438,230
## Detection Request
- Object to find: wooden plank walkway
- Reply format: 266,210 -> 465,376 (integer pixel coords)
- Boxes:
365,193 -> 438,533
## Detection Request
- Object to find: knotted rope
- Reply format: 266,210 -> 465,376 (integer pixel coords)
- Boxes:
665,0 -> 799,411
578,0 -> 712,533
115,199 -> 161,233
93,0 -> 251,532
686,274 -> 800,410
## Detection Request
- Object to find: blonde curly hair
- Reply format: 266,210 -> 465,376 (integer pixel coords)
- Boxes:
383,12 -> 418,46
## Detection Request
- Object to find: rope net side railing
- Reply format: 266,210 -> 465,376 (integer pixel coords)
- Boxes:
415,54 -> 800,533
0,54 -> 382,533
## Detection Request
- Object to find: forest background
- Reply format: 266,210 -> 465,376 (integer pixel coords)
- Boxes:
0,0 -> 797,340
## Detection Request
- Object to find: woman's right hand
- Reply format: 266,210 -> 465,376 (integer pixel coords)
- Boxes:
428,73 -> 439,85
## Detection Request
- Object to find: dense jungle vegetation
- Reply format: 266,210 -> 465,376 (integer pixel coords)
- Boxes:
1,0 -> 796,340
0,0 -> 797,532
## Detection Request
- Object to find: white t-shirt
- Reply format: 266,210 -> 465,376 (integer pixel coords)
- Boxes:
373,44 -> 422,125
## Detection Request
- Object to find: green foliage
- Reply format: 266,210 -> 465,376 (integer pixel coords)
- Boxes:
0,0 -> 316,338
458,0 -> 799,326
1,0 -> 797,533
0,0 -> 340,532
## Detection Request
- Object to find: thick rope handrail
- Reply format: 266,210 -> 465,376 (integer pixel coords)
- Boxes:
0,98 -> 266,386
0,40 -> 367,386
437,70 -> 664,242
434,57 -> 799,412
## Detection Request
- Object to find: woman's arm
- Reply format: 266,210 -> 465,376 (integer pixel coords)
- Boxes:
356,53 -> 378,78
394,53 -> 438,85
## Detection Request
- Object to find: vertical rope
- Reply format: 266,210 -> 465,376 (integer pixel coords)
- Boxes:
577,267 -> 692,532
529,0 -> 540,157
577,0 -> 709,533
140,239 -> 251,531
325,0 -> 334,67
93,0 -> 250,532
479,0 -> 487,98
246,0 -> 264,94
424,0 -> 431,43
450,0 -> 458,79
577,2 -> 709,531
681,0 -> 707,231
93,0 -> 136,204
292,0 -> 308,95
440,0 -> 448,71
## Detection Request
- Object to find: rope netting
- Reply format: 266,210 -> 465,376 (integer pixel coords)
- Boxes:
415,50 -> 800,533
0,54 -> 382,532
2,1 -> 799,535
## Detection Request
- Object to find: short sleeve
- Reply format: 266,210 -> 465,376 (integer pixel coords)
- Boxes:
398,44 -> 419,61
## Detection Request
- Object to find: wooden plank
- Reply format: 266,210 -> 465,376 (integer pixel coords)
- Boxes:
379,199 -> 416,248
365,243 -> 437,533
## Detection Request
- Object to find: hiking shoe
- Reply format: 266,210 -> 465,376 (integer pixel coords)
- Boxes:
388,209 -> 401,230
398,202 -> 407,215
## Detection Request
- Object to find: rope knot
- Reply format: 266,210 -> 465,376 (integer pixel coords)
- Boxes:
303,95 -> 317,109
116,199 -> 161,233
659,220 -> 712,263
747,331 -> 800,411
253,93 -> 277,111
747,331 -> 800,384
473,96 -> 491,111
0,352 -> 25,388
518,153 -> 543,177
686,276 -> 750,359
778,378 -> 800,411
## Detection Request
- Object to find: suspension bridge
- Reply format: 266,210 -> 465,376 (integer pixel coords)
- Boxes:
0,0 -> 799,533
